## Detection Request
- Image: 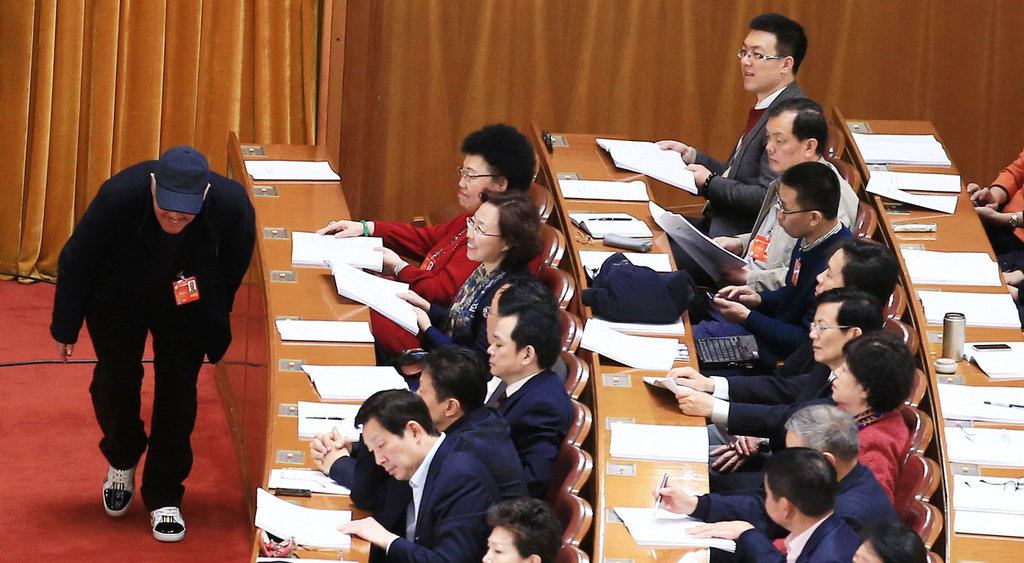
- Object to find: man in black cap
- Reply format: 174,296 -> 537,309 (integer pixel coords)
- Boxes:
51,146 -> 255,542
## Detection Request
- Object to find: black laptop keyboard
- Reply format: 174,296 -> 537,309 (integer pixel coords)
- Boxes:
696,336 -> 755,364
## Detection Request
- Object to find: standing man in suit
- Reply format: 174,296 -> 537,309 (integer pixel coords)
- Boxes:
658,13 -> 809,238
51,146 -> 255,542
486,277 -> 573,498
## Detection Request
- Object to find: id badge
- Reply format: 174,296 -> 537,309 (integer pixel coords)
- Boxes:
748,235 -> 770,263
173,276 -> 200,305
790,258 -> 802,286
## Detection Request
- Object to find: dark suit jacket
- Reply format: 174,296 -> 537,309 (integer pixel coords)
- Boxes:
725,363 -> 833,449
735,513 -> 860,563
696,82 -> 807,237
444,407 -> 527,500
497,370 -> 573,498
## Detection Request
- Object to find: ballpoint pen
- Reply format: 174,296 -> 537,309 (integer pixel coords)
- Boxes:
305,416 -> 347,420
654,472 -> 669,512
984,401 -> 1024,409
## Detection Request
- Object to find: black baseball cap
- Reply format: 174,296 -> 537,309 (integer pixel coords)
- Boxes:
155,146 -> 210,214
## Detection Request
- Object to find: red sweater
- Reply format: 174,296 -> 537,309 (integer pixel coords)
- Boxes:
991,141 -> 1024,245
857,409 -> 908,504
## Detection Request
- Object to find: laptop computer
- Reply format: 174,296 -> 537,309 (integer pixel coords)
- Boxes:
694,334 -> 760,370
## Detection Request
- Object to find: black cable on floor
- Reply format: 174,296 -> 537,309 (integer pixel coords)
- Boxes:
0,271 -> 56,284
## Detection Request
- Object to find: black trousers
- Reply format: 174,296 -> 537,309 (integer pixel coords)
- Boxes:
86,305 -> 206,511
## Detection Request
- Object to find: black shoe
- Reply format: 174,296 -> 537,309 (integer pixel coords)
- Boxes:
151,506 -> 186,542
102,465 -> 136,517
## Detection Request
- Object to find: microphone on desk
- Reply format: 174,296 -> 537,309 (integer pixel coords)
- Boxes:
603,233 -> 653,253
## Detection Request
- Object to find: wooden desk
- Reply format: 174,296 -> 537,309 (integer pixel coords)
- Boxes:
840,118 -> 1024,562
221,133 -> 372,561
532,127 -> 712,562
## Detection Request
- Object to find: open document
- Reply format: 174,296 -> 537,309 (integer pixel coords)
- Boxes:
917,291 -> 1020,328
965,342 -> 1024,380
866,176 -> 958,214
560,179 -> 650,202
596,138 -> 698,193
568,212 -> 653,239
643,375 -> 682,393
244,160 -> 341,181
297,401 -> 362,440
609,422 -> 709,462
867,171 -> 961,193
579,250 -> 672,279
301,365 -> 408,400
650,201 -> 745,282
254,488 -> 352,549
332,263 -> 419,334
292,231 -> 384,272
937,383 -> 1024,424
901,249 -> 1002,286
587,316 -> 686,337
580,321 -> 678,371
852,133 -> 952,166
614,507 -> 736,552
275,319 -> 375,343
946,426 -> 1024,467
268,468 -> 352,496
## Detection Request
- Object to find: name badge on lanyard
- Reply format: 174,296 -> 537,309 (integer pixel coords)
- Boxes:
790,258 -> 802,287
749,235 -> 771,263
173,273 -> 200,305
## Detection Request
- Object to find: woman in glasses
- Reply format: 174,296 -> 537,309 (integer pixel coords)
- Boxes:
317,124 -> 536,358
401,191 -> 541,360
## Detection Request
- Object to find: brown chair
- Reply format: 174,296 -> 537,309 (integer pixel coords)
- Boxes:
927,551 -> 944,563
560,351 -> 590,399
902,499 -> 943,550
897,404 -> 933,461
854,200 -> 879,239
564,399 -> 593,448
537,265 -> 576,311
556,545 -> 590,563
540,223 -> 566,269
894,453 -> 941,515
884,284 -> 907,320
545,441 -> 593,504
883,317 -> 919,356
826,121 -> 846,159
559,309 -> 583,353
905,368 -> 928,408
528,182 -> 553,222
551,492 -> 593,548
827,155 -> 862,192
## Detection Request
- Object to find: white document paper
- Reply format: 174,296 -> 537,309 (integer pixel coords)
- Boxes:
609,422 -> 710,462
945,427 -> 1024,467
297,401 -> 362,440
580,322 -> 678,371
568,212 -> 654,239
254,488 -> 352,549
954,509 -> 1024,538
917,291 -> 1021,328
865,177 -> 958,214
953,475 -> 1024,515
291,231 -> 384,271
579,250 -> 672,279
245,160 -> 341,181
614,507 -> 736,552
937,383 -> 1024,424
901,249 -> 1003,286
965,342 -> 1024,379
852,133 -> 952,167
301,365 -> 409,400
588,316 -> 686,337
867,171 -> 961,193
331,263 -> 419,335
596,138 -> 698,193
275,319 -> 375,343
268,468 -> 352,496
650,202 -> 745,282
560,179 -> 650,202
643,376 -> 682,393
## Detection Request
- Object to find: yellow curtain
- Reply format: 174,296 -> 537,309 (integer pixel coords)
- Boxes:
0,0 -> 320,281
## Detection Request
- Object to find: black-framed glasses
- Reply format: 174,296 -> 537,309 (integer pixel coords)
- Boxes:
737,48 -> 785,62
775,195 -> 817,216
971,478 -> 1024,491
466,216 -> 501,237
458,166 -> 498,181
810,322 -> 852,333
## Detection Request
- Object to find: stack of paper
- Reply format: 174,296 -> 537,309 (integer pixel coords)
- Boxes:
936,383 -> 1024,424
642,376 -> 682,393
917,291 -> 1021,328
268,468 -> 352,495
580,322 -> 678,370
852,133 -> 952,166
953,475 -> 1024,514
245,160 -> 341,181
275,319 -> 375,343
609,422 -> 709,462
650,202 -> 744,282
579,250 -> 672,279
954,510 -> 1024,538
587,317 -> 686,337
867,171 -> 961,193
613,507 -> 736,552
965,342 -> 1024,379
291,231 -> 384,272
297,401 -> 362,439
901,249 -> 1002,286
866,178 -> 959,214
595,138 -> 698,193
560,179 -> 650,202
945,427 -> 1024,467
332,263 -> 419,334
301,365 -> 408,400
568,212 -> 654,239
254,488 -> 352,549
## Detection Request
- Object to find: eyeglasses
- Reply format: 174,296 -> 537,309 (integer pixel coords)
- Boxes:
737,48 -> 785,62
775,195 -> 817,216
466,216 -> 501,237
968,478 -> 1024,491
458,166 -> 498,181
810,322 -> 852,333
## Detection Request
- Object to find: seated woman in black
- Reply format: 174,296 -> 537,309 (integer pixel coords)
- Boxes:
402,190 -> 540,359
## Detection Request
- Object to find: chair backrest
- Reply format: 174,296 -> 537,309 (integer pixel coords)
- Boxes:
884,284 -> 907,320
826,121 -> 846,159
556,544 -> 590,563
560,351 -> 590,399
897,404 -> 933,461
528,182 -> 553,222
854,199 -> 879,239
545,441 -> 593,504
551,492 -> 593,548
883,317 -> 919,356
564,399 -> 593,448
540,223 -> 566,269
894,452 -> 941,514
901,499 -> 943,550
537,265 -> 576,311
827,155 -> 862,192
904,368 -> 928,409
559,309 -> 583,353
927,551 -> 944,563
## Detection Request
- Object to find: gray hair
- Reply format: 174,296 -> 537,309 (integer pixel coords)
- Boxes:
785,404 -> 859,462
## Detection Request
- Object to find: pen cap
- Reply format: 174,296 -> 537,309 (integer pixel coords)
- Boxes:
941,312 -> 966,361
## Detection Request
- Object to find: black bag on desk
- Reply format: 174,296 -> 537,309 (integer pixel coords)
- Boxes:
580,252 -> 694,323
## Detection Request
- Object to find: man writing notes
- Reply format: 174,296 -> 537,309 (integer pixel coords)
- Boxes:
659,13 -> 808,238
51,146 -> 256,542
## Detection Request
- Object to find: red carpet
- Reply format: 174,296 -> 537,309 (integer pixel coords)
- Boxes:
0,281 -> 252,561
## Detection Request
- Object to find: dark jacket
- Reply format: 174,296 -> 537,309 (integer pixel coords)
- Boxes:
735,512 -> 860,562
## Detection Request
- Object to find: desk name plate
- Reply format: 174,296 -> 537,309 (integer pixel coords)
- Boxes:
603,373 -> 632,387
253,185 -> 278,197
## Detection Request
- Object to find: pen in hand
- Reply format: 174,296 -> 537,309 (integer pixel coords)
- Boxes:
654,472 -> 669,512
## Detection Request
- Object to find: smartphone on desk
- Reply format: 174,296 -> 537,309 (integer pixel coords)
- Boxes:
972,343 -> 1012,351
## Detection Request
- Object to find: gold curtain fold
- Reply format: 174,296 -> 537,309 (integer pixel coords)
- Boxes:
0,0 -> 320,281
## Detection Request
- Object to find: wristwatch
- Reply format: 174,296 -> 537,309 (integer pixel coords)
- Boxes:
1010,212 -> 1021,228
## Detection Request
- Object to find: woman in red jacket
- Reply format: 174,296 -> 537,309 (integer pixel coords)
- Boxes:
318,124 -> 536,358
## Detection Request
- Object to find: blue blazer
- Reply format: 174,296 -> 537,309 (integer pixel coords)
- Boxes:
725,363 -> 833,447
735,513 -> 860,563
496,370 -> 573,498
445,406 -> 528,500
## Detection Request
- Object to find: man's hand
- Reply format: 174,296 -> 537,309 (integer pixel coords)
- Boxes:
309,428 -> 352,474
713,297 -> 752,324
687,164 -> 712,190
716,285 -> 761,307
654,479 -> 698,515
655,140 -> 697,165
338,517 -> 399,548
56,341 -> 73,362
675,387 -> 714,418
689,520 -> 755,540
316,219 -> 371,238
710,436 -> 763,473
668,366 -> 714,393
713,236 -> 743,255
967,182 -> 1006,209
